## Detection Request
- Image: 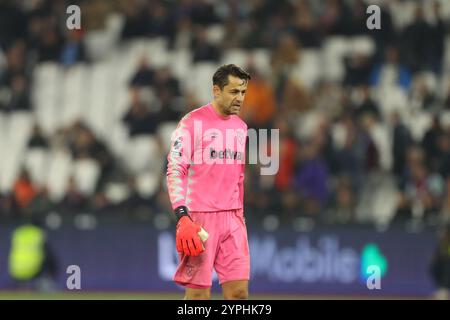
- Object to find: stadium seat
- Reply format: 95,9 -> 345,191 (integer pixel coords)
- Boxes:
32,63 -> 63,135
0,112 -> 7,153
34,102 -> 59,136
9,112 -> 33,154
369,124 -> 393,171
350,36 -> 375,57
205,24 -> 225,45
110,86 -> 130,121
421,71 -> 438,95
104,182 -> 130,204
322,36 -> 350,82
293,111 -> 325,141
389,0 -> 417,31
439,110 -> 450,129
331,122 -> 347,150
374,85 -> 409,122
293,49 -> 321,90
124,135 -> 161,174
73,158 -> 101,196
157,121 -> 178,154
119,39 -> 148,79
170,49 -> 193,89
85,30 -> 114,61
250,49 -> 271,75
188,62 -> 219,104
136,171 -> 160,198
107,122 -> 130,159
405,111 -> 432,142
84,62 -> 112,139
24,148 -> 49,188
33,62 -> 62,87
61,64 -> 89,127
221,49 -> 248,69
105,13 -> 125,38
145,37 -> 169,68
46,150 -> 73,202
357,172 -> 399,225
0,148 -> 22,193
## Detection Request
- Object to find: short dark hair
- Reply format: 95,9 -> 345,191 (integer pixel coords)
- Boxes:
212,64 -> 251,90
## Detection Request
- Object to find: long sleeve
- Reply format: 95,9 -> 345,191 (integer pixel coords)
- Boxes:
166,114 -> 195,210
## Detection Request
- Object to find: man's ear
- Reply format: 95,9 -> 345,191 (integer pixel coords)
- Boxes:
213,85 -> 221,98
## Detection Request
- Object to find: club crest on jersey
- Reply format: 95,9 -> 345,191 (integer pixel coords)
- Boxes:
186,264 -> 194,277
204,131 -> 218,140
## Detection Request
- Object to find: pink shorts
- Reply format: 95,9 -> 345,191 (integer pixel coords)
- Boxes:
173,209 -> 250,288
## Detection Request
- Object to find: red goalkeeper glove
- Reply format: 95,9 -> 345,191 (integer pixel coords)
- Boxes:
175,207 -> 205,256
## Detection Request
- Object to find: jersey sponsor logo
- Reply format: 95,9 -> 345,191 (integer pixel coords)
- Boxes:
209,148 -> 243,160
173,136 -> 182,150
171,137 -> 183,157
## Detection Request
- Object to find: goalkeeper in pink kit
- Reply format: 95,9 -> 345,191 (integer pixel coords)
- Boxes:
166,64 -> 251,300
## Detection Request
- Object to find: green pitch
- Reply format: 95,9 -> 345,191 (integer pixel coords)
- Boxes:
0,291 -> 420,300
0,291 -> 307,300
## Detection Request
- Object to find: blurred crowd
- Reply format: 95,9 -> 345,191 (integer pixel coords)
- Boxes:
1,0 -> 450,229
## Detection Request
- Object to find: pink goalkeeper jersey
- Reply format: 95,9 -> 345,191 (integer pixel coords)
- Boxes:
166,103 -> 247,212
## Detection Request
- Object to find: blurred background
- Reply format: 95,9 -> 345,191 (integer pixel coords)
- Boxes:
1,0 -> 450,299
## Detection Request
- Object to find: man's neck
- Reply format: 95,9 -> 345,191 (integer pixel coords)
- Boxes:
211,101 -> 228,117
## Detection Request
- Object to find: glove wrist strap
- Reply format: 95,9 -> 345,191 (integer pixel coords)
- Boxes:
174,206 -> 190,222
